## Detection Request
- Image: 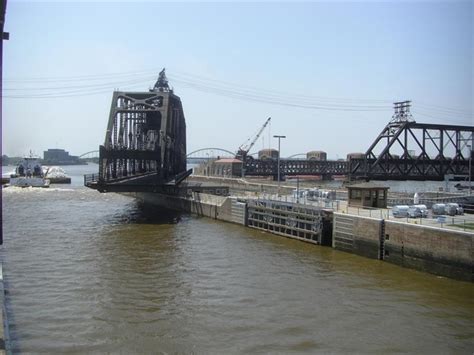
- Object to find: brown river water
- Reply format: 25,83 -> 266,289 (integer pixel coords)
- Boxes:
1,165 -> 473,353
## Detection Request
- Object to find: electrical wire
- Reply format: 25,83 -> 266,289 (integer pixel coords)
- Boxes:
4,82 -> 147,98
3,76 -> 152,92
416,101 -> 472,115
3,68 -> 162,83
3,68 -> 472,119
170,70 -> 394,104
3,68 -> 392,110
412,109 -> 473,124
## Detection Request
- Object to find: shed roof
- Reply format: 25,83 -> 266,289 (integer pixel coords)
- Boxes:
346,182 -> 390,190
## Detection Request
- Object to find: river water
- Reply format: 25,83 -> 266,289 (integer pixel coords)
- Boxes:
1,164 -> 473,353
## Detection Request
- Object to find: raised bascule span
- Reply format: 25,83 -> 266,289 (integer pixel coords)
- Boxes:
85,69 -> 191,193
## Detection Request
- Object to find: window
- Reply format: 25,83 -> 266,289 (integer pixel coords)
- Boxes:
351,189 -> 361,199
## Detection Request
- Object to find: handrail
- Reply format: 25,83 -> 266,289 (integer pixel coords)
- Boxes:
83,173 -> 99,186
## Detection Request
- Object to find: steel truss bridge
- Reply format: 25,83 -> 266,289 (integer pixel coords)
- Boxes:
188,120 -> 473,181
79,150 -> 99,159
348,121 -> 473,181
244,122 -> 473,181
187,148 -> 236,164
243,102 -> 474,181
86,85 -> 473,186
244,159 -> 347,178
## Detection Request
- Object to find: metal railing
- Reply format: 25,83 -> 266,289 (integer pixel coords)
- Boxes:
245,192 -> 474,232
84,173 -> 99,186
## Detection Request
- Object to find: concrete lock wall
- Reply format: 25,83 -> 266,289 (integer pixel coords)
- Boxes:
384,221 -> 473,282
333,213 -> 382,260
189,175 -> 294,196
131,192 -> 245,225
130,192 -> 473,281
333,212 -> 473,282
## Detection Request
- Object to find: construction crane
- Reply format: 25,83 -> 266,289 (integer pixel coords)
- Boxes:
236,117 -> 271,161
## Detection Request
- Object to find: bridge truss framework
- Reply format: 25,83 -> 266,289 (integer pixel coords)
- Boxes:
243,102 -> 473,181
349,102 -> 473,180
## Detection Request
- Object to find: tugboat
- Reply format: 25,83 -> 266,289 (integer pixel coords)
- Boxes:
9,156 -> 50,188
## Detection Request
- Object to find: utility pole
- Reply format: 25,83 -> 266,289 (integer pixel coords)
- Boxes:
273,135 -> 286,195
296,176 -> 300,204
468,144 -> 472,195
1,0 -> 9,246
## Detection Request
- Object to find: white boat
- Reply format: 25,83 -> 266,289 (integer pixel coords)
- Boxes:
9,157 -> 50,188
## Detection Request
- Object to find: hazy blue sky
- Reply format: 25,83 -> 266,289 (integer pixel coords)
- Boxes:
2,0 -> 473,159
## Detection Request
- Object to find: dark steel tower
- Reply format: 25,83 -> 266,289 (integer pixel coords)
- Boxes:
93,69 -> 188,191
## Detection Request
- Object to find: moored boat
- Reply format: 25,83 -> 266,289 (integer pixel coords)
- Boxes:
9,156 -> 50,188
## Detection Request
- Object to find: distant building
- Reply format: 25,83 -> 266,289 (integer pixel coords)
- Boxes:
347,152 -> 365,160
43,149 -> 80,165
306,150 -> 327,161
258,149 -> 279,160
1,155 -> 22,166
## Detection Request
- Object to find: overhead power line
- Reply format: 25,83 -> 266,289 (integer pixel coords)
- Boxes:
170,70 -> 394,104
3,67 -> 163,83
4,76 -> 151,92
3,68 -> 472,119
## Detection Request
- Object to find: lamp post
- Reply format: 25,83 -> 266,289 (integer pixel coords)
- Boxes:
468,144 -> 472,195
273,135 -> 286,195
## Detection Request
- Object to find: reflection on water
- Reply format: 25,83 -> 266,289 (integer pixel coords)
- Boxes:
110,202 -> 183,225
1,173 -> 473,353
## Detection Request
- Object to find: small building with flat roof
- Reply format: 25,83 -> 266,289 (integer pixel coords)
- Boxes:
347,182 -> 389,208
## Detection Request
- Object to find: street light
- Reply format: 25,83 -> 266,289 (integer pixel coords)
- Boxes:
468,144 -> 472,195
273,135 -> 286,194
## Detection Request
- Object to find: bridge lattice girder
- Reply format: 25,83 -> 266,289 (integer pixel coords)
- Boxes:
244,159 -> 347,177
99,89 -> 186,184
349,121 -> 474,180
243,122 -> 473,181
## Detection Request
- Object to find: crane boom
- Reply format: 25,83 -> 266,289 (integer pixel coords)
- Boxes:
236,117 -> 271,160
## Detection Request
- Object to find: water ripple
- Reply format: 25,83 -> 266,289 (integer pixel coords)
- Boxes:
1,183 -> 473,353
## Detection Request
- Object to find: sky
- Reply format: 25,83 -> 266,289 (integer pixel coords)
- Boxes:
2,0 -> 473,159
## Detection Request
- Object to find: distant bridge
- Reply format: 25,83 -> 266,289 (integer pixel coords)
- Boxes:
79,150 -> 99,159
187,148 -> 236,164
287,153 -> 307,160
